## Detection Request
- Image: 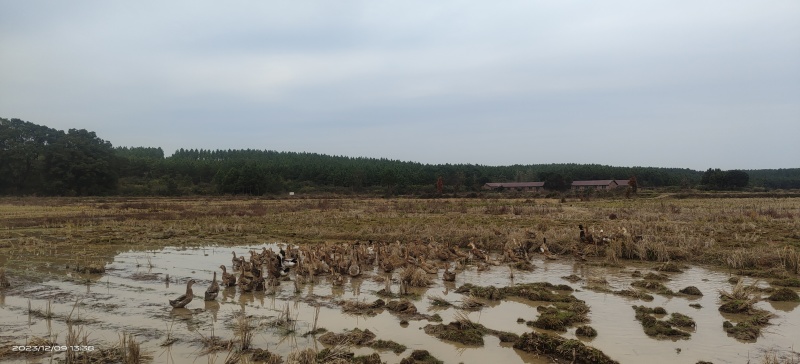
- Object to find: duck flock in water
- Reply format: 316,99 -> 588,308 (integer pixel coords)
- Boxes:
169,225 -> 625,308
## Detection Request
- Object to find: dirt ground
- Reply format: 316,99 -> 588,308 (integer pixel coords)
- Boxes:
1,195 -> 799,363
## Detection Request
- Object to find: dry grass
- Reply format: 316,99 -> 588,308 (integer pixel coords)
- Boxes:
719,278 -> 765,315
460,295 -> 485,311
0,195 -> 799,363
65,324 -> 89,363
161,320 -> 178,347
234,312 -> 255,351
119,332 -> 146,364
761,349 -> 800,364
286,348 -> 317,364
0,196 -> 798,284
779,247 -> 800,275
0,267 -> 9,289
198,324 -> 235,355
452,309 -> 477,330
399,267 -> 432,287
427,295 -> 453,307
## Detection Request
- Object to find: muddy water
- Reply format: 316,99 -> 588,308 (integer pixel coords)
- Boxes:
1,243 -> 799,364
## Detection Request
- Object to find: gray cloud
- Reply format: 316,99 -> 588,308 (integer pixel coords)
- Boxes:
2,0 -> 798,170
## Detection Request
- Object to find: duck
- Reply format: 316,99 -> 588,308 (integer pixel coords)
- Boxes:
169,279 -> 196,308
331,273 -> 345,286
448,243 -> 469,258
579,225 -> 594,244
232,251 -> 244,269
413,255 -> 438,274
278,247 -> 298,267
204,272 -> 219,301
468,242 -> 488,262
238,266 -> 255,292
281,256 -> 297,268
348,255 -> 361,277
219,265 -> 236,287
379,254 -> 396,273
539,238 -> 558,260
572,244 -> 588,261
442,263 -> 456,282
251,267 -> 265,291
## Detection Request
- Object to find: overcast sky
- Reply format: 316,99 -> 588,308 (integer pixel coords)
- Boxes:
1,1 -> 798,170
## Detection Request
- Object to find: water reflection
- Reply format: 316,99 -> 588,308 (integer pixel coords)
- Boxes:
204,300 -> 220,322
221,286 -> 236,302
254,290 -> 266,307
2,242 -> 799,364
767,300 -> 800,313
169,308 -> 198,331
351,278 -> 362,297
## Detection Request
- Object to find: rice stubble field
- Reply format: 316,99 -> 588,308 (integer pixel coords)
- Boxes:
1,196 -> 799,364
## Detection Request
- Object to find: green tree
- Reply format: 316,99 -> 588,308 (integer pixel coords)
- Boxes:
542,172 -> 570,192
43,129 -> 118,195
725,170 -> 749,189
701,168 -> 749,190
0,118 -> 59,193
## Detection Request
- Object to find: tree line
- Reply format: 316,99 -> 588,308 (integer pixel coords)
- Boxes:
2,117 -> 798,196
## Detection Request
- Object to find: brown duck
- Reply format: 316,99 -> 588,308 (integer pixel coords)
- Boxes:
238,265 -> 255,292
204,272 -> 219,301
169,279 -> 196,308
219,265 -> 237,287
442,263 -> 456,282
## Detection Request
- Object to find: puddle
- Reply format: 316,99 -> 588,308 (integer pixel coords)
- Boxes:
1,243 -> 799,363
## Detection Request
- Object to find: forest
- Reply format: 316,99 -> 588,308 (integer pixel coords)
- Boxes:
2,117 -> 799,196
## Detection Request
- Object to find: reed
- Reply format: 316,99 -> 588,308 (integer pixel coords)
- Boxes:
427,295 -> 452,307
66,299 -> 81,324
760,349 -> 800,364
287,348 -> 317,364
460,295 -> 484,311
119,332 -> 143,364
312,304 -> 321,332
0,268 -> 9,289
64,324 -> 88,363
234,312 -> 254,350
779,247 -> 800,275
453,309 -> 476,329
161,319 -> 178,347
719,278 -> 761,313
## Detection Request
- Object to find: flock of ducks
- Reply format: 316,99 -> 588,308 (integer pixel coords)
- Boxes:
169,246 -> 298,308
169,225 -> 621,308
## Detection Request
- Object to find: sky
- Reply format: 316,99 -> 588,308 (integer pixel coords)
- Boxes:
1,1 -> 798,171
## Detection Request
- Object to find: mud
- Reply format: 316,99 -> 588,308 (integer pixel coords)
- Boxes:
0,243 -> 799,363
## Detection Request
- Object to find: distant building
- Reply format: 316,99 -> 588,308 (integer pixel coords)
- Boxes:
484,179 -> 630,192
482,182 -> 545,192
570,180 -> 622,191
614,179 -> 632,188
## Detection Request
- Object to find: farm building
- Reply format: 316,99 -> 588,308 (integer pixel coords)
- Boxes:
484,179 -> 631,192
571,180 -> 628,191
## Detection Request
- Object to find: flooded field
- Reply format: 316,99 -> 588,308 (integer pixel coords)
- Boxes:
1,196 -> 799,363
1,242 -> 799,364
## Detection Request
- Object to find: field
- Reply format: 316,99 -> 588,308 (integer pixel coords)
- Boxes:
1,195 -> 799,364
